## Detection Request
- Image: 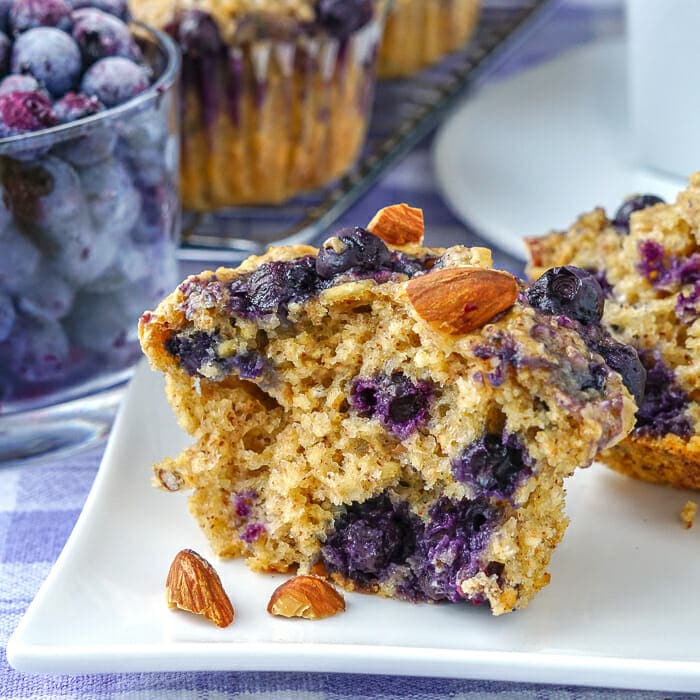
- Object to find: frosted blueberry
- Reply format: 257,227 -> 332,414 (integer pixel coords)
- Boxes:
0,74 -> 41,95
0,290 -> 15,342
87,239 -> 151,292
69,0 -> 129,22
0,313 -> 69,383
0,224 -> 41,293
0,0 -> 11,33
10,0 -> 73,34
0,90 -> 57,136
0,30 -> 10,73
48,219 -> 118,285
79,158 -> 141,239
129,184 -> 175,243
12,27 -> 82,98
81,56 -> 149,107
66,291 -> 138,354
71,8 -> 140,65
2,156 -> 84,229
53,91 -> 103,122
15,261 -> 75,320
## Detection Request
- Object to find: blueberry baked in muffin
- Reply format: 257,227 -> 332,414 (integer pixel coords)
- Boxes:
526,174 -> 700,490
140,204 -> 637,615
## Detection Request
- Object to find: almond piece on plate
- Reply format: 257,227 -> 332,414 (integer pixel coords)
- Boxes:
267,575 -> 345,619
367,203 -> 424,245
407,267 -> 519,335
165,549 -> 234,628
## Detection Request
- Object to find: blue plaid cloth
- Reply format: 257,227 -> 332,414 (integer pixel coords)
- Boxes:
3,1 -> 693,698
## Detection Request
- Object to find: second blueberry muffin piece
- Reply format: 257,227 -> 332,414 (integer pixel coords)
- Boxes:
140,204 -> 637,615
526,174 -> 700,490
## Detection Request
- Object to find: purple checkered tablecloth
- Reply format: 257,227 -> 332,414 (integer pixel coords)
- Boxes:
2,1 -> 695,698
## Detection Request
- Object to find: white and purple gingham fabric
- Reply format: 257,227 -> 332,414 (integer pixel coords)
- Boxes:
2,2 -> 695,698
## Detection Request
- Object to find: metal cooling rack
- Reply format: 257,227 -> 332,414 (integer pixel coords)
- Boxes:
179,0 -> 556,263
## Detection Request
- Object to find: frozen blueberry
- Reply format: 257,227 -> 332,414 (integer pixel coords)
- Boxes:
10,0 -> 73,34
2,156 -> 84,228
0,0 -> 11,33
69,0 -> 129,22
452,433 -> 532,500
0,224 -> 41,292
72,8 -> 140,65
12,27 -> 82,98
81,56 -> 150,107
15,260 -> 74,320
129,184 -> 175,243
0,74 -> 41,94
0,90 -> 57,136
0,313 -> 69,383
53,93 -> 113,165
88,239 -> 152,292
612,194 -> 665,233
53,91 -> 103,122
0,289 -> 15,342
49,220 -> 119,285
79,158 -> 141,239
65,291 -> 137,355
0,29 -> 10,73
315,0 -> 373,38
175,9 -> 223,56
527,266 -> 605,325
316,227 -> 392,279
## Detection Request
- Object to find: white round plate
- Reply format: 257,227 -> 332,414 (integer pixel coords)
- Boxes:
433,38 -> 686,260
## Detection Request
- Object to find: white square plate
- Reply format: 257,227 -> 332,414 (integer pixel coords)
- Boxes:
7,362 -> 700,691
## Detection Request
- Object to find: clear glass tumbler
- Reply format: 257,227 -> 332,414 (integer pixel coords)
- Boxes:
0,24 -> 180,465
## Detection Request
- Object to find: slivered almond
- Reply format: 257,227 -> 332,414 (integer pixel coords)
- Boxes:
165,549 -> 234,628
407,267 -> 519,335
267,575 -> 345,619
367,203 -> 424,245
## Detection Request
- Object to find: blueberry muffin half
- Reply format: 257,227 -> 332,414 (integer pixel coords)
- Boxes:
140,204 -> 637,615
526,174 -> 700,490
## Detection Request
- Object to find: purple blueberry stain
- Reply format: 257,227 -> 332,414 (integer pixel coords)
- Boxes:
452,433 -> 533,500
349,372 -> 433,439
676,282 -> 700,321
233,490 -> 256,518
241,522 -> 266,543
634,350 -> 691,439
473,333 -> 523,387
12,27 -> 82,98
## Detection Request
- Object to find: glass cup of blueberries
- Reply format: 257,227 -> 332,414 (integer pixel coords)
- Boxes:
0,0 -> 181,464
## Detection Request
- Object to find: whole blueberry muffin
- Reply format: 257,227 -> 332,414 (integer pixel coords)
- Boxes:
140,204 -> 637,615
133,0 -> 386,210
378,0 -> 480,78
526,174 -> 700,490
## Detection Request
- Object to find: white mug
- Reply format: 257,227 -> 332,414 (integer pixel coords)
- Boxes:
627,1 -> 700,178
